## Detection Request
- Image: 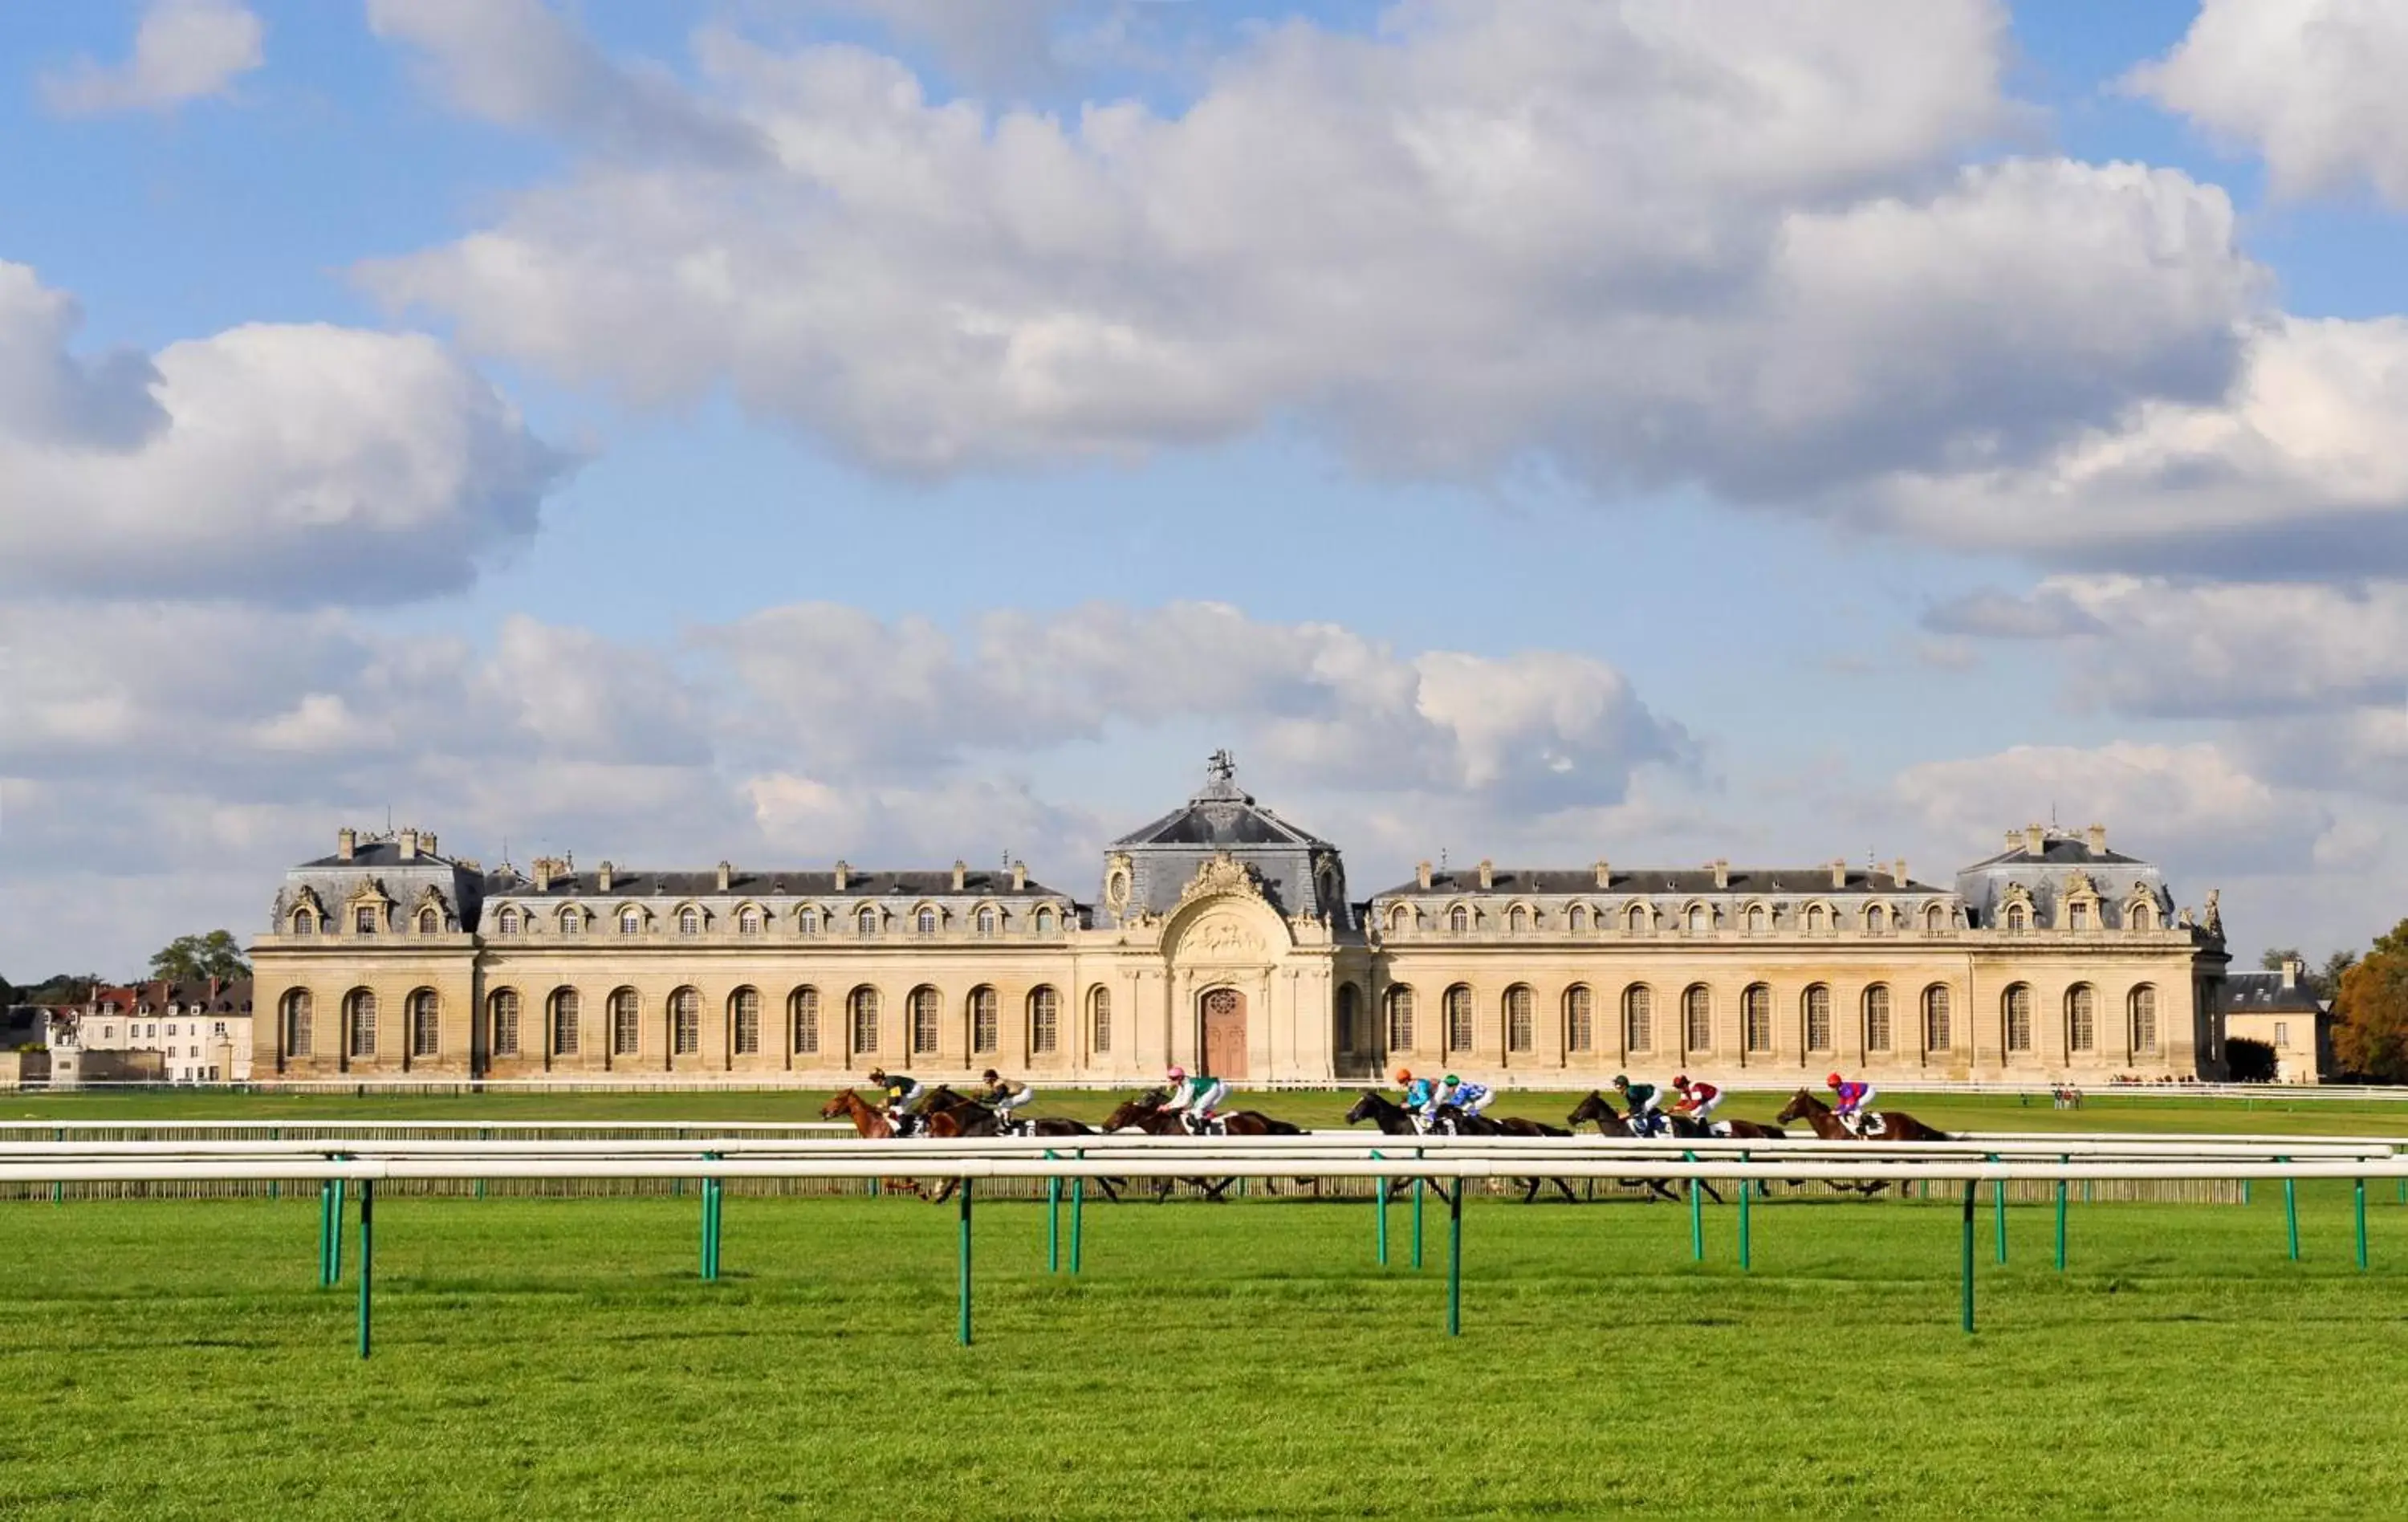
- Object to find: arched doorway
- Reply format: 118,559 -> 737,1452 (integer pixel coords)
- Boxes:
1201,987 -> 1247,1079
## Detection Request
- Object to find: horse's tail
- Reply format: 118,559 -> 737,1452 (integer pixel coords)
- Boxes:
1263,1117 -> 1304,1135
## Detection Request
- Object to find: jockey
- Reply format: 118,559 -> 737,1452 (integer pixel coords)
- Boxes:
1671,1075 -> 1722,1125
1828,1072 -> 1877,1132
1161,1064 -> 1230,1133
1434,1073 -> 1494,1121
867,1068 -> 925,1135
1396,1068 -> 1436,1129
1613,1074 -> 1666,1137
978,1068 -> 1035,1125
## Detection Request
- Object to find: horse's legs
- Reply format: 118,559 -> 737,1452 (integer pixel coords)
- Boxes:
1550,1178 -> 1579,1204
1694,1179 -> 1725,1207
1519,1177 -> 1540,1204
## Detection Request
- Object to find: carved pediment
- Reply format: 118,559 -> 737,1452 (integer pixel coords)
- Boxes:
413,883 -> 454,915
1182,912 -> 1266,961
345,877 -> 393,906
2064,870 -> 2097,899
1177,853 -> 1265,906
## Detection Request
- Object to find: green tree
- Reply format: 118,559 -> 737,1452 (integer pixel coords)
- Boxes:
2333,922 -> 2408,1081
2257,946 -> 2358,1001
2225,1037 -> 2278,1083
147,930 -> 250,986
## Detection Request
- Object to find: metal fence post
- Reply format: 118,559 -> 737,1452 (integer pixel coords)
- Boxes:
1046,1152 -> 1060,1275
1960,1180 -> 1976,1334
1685,1150 -> 1702,1262
2283,1161 -> 2300,1261
1737,1152 -> 1751,1272
329,1175 -> 345,1283
318,1178 -> 334,1287
2357,1178 -> 2369,1272
1372,1151 -> 1388,1267
1446,1178 -> 1462,1337
1411,1160 -> 1425,1272
1992,1164 -> 2007,1266
357,1179 -> 375,1360
2055,1158 -> 2068,1273
957,1177 -> 974,1347
1071,1150 -> 1084,1276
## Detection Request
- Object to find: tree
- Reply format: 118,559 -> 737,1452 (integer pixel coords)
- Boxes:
2333,922 -> 2408,1082
2257,946 -> 2357,1002
2226,1037 -> 2278,1084
147,930 -> 250,986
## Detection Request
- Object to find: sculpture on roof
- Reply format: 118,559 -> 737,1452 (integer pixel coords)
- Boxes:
1206,747 -> 1236,784
2203,889 -> 2223,940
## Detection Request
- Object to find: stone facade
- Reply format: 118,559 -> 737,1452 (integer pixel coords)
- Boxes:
250,763 -> 2232,1087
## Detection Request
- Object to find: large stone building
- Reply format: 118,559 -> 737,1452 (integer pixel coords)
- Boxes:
250,756 -> 2232,1088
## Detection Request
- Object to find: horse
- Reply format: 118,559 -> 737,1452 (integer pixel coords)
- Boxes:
818,1089 -> 926,1198
1341,1090 -> 1462,1203
1562,1091 -> 1720,1205
1102,1089 -> 1303,1138
1775,1088 -> 1947,1197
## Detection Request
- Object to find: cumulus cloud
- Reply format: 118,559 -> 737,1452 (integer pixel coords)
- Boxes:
2129,0 -> 2408,206
39,0 -> 263,116
0,262 -> 571,604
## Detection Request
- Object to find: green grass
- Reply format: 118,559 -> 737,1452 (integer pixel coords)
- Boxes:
6,1183 -> 2408,1517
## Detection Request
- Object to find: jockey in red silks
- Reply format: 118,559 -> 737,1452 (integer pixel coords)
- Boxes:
1670,1075 -> 1721,1125
1828,1072 -> 1877,1131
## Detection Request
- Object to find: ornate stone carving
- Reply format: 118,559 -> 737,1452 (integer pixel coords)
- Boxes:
2203,889 -> 2223,939
2064,869 -> 2095,898
1103,851 -> 1133,916
1177,852 -> 1265,907
1184,914 -> 1265,959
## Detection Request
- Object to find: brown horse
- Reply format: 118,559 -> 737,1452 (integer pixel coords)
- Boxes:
1101,1089 -> 1304,1137
1775,1087 -> 1948,1142
818,1089 -> 926,1198
1562,1091 -> 1719,1205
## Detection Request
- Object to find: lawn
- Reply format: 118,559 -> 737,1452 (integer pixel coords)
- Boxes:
4,1183 -> 2407,1518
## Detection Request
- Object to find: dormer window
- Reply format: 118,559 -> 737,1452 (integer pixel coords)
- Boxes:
418,907 -> 441,935
1687,904 -> 1709,934
916,906 -> 938,934
677,907 -> 701,936
1747,904 -> 1767,934
496,906 -> 521,936
799,907 -> 820,936
976,906 -> 999,937
738,906 -> 762,935
355,906 -> 378,935
1449,905 -> 1470,934
1568,904 -> 1588,933
857,906 -> 880,937
291,909 -> 317,936
620,908 -> 644,936
1035,907 -> 1056,934
1389,903 -> 1412,935
2006,904 -> 2029,934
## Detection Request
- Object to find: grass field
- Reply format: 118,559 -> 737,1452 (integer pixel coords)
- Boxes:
9,1091 -> 2408,1517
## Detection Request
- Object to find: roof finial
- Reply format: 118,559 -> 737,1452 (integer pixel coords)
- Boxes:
1206,747 -> 1235,783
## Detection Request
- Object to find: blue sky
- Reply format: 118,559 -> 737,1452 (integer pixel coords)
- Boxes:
5,0 -> 2408,978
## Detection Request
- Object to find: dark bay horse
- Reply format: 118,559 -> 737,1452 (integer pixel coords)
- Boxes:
818,1089 -> 926,1198
1101,1089 -> 1303,1137
1563,1091 -> 1719,1205
917,1089 -> 1124,1203
1775,1088 -> 1947,1197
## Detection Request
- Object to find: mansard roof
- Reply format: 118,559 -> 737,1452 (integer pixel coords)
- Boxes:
1111,768 -> 1332,849
2220,971 -> 2325,1015
489,868 -> 1064,899
1375,865 -> 1937,897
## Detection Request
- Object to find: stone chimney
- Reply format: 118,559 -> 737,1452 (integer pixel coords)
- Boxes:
338,828 -> 357,861
1477,858 -> 1495,890
1011,860 -> 1027,891
717,861 -> 733,893
952,860 -> 968,891
1893,857 -> 1908,887
398,828 -> 420,861
2283,957 -> 2302,989
532,857 -> 552,892
421,832 -> 438,858
1593,859 -> 1610,889
2006,829 -> 2023,853
833,860 -> 849,892
1712,859 -> 1729,889
1417,860 -> 1434,890
1830,860 -> 1848,889
597,861 -> 614,893
2086,823 -> 2107,855
2024,824 -> 2046,856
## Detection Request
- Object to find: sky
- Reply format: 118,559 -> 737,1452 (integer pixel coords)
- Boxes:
5,0 -> 2408,980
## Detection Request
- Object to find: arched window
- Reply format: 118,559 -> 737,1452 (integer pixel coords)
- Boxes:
1687,903 -> 1710,934
1335,983 -> 1360,1053
1804,984 -> 1832,1052
856,905 -> 880,938
798,906 -> 821,936
1922,985 -> 1951,1052
607,987 -> 636,1060
790,987 -> 819,1055
1386,986 -> 1416,1050
345,989 -> 378,1058
1805,903 -> 1828,934
1029,986 -> 1060,1054
738,905 -> 762,935
409,989 -> 440,1057
1090,987 -> 1113,1055
1564,985 -> 1594,1053
2129,985 -> 2159,1054
848,987 -> 880,1057
1508,905 -> 1529,934
616,907 -> 641,936
1924,902 -> 1946,933
495,906 -> 519,936
1623,985 -> 1654,1052
976,906 -> 999,937
1444,985 -> 1474,1052
559,906 -> 584,937
2130,901 -> 2157,931
1865,903 -> 1888,936
418,907 -> 441,935
1743,984 -> 1772,1053
1505,985 -> 1534,1053
489,988 -> 520,1058
1625,902 -> 1650,934
2003,983 -> 2034,1052
282,990 -> 312,1057
670,987 -> 701,1056
677,906 -> 700,936
970,986 -> 999,1054
2006,903 -> 2029,934
550,988 -> 580,1056
1035,907 -> 1056,935
915,906 -> 938,934
1568,904 -> 1589,934
610,987 -> 640,1056
733,987 -> 762,1056
291,907 -> 318,936
2066,983 -> 2097,1052
909,987 -> 940,1054
1389,903 -> 1412,936
1863,984 -> 1892,1052
1683,985 -> 1712,1052
1747,903 -> 1768,934
1449,904 -> 1470,934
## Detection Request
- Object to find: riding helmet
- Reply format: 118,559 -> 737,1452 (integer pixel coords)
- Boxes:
1166,1065 -> 1186,1081
1443,1073 -> 1460,1086
1674,1074 -> 1690,1088
1826,1072 -> 1844,1088
1613,1074 -> 1629,1087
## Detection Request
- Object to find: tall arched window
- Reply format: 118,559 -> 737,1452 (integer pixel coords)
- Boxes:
1922,985 -> 1952,1052
677,906 -> 701,936
610,987 -> 640,1056
489,988 -> 520,1058
1564,985 -> 1593,1053
2066,983 -> 2096,1052
916,906 -> 938,934
970,987 -> 999,1054
344,988 -> 376,1058
1568,904 -> 1589,934
1623,985 -> 1654,1052
670,987 -> 701,1056
1687,903 -> 1710,934
848,987 -> 880,1056
1803,984 -> 1832,1052
1682,984 -> 1712,1053
1386,986 -> 1415,1050
418,907 -> 441,935
550,987 -> 580,1056
282,990 -> 312,1057
1444,985 -> 1474,1051
909,987 -> 940,1054
789,987 -> 820,1055
2003,983 -> 2034,1052
733,987 -> 762,1056
495,905 -> 520,936
1747,903 -> 1768,934
409,989 -> 440,1057
1863,984 -> 1893,1052
1449,905 -> 1471,934
1090,987 -> 1113,1055
2129,985 -> 2159,1054
1743,984 -> 1772,1053
1505,985 -> 1534,1053
1029,986 -> 1060,1054
856,905 -> 880,937
1335,983 -> 1360,1053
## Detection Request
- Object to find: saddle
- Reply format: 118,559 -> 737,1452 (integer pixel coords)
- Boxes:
1179,1113 -> 1227,1137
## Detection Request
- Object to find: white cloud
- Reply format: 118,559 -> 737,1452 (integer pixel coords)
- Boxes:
0,262 -> 571,605
2129,0 -> 2408,206
39,0 -> 263,116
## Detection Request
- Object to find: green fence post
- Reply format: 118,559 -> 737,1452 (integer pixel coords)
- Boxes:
1412,1165 -> 1425,1272
357,1179 -> 375,1361
318,1178 -> 333,1287
1737,1152 -> 1751,1272
1047,1152 -> 1060,1275
1446,1178 -> 1463,1337
2055,1158 -> 2068,1273
1960,1180 -> 1976,1335
2357,1178 -> 2369,1272
2242,1178 -> 2251,1207
957,1178 -> 974,1348
1686,1150 -> 1702,1263
2284,1162 -> 2300,1262
1992,1162 -> 2007,1266
1373,1151 -> 1388,1267
2396,1176 -> 2404,1207
1071,1150 -> 1084,1276
329,1176 -> 345,1284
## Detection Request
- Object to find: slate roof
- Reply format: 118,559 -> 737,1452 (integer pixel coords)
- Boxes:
1960,838 -> 2144,871
489,868 -> 1064,900
299,840 -> 466,870
1376,866 -> 1935,897
2221,971 -> 2325,1015
1110,771 -> 1332,849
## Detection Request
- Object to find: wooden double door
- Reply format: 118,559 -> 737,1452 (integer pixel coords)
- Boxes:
1201,987 -> 1247,1079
